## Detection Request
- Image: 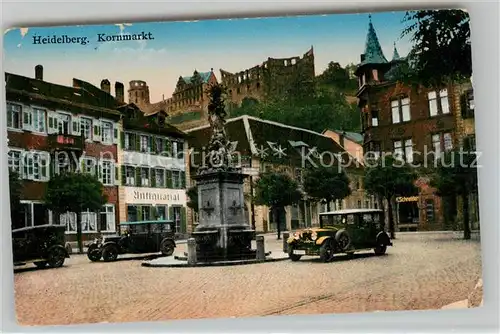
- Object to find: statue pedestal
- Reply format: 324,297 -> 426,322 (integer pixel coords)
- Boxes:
192,170 -> 256,261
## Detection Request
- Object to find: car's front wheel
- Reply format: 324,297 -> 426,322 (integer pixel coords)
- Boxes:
102,245 -> 119,262
34,261 -> 47,268
319,239 -> 335,262
87,244 -> 102,262
287,245 -> 302,261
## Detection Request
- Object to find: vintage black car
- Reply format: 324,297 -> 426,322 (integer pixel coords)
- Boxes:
12,224 -> 70,269
286,209 -> 392,262
86,219 -> 177,262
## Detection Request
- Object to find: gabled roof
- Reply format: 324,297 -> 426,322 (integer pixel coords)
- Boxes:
359,15 -> 388,67
5,72 -> 120,116
186,115 -> 364,170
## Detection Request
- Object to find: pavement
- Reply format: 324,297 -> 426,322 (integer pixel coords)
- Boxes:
13,231 -> 483,326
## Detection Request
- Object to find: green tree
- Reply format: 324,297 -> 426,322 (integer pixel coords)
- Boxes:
44,172 -> 108,253
317,61 -> 358,93
400,9 -> 472,88
9,170 -> 23,230
303,167 -> 352,211
253,172 -> 302,240
186,186 -> 199,213
431,150 -> 478,240
364,155 -> 418,239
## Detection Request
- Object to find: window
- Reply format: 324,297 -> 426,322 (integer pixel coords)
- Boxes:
140,135 -> 150,153
60,211 -> 77,232
101,121 -> 113,144
81,209 -> 98,232
425,199 -> 435,223
173,206 -> 182,233
156,137 -> 165,154
80,117 -> 93,140
463,135 -> 476,152
172,171 -> 180,188
8,149 -> 22,173
100,160 -> 114,186
156,205 -> 167,220
127,205 -> 138,222
83,157 -> 96,175
99,205 -> 116,232
371,109 -> 379,127
57,113 -> 71,135
155,168 -> 165,187
22,151 -> 49,181
172,141 -> 178,158
141,167 -> 150,187
393,139 -> 413,162
428,89 -> 450,116
124,133 -> 135,150
367,141 -> 381,161
125,166 -> 136,186
461,89 -> 475,119
7,103 -> 22,129
55,153 -> 72,174
391,97 -> 410,124
432,132 -> 453,159
141,206 -> 151,221
20,201 -> 52,228
24,108 -> 46,132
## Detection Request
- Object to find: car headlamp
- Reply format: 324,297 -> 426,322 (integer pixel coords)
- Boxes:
293,232 -> 300,240
311,232 -> 318,241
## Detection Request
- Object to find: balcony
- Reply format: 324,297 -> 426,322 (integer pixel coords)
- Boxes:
47,132 -> 84,152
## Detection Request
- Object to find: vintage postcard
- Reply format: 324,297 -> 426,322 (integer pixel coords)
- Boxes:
4,9 -> 483,326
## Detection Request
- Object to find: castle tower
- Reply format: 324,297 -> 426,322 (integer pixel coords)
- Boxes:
354,14 -> 391,86
128,80 -> 150,107
392,42 -> 401,61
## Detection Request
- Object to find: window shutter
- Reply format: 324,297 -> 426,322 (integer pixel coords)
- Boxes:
121,165 -> 126,185
180,171 -> 186,189
120,132 -> 126,149
135,167 -> 141,187
80,157 -> 85,173
150,168 -> 156,188
168,206 -> 174,221
115,165 -> 120,185
180,207 -> 187,233
166,170 -> 173,188
137,206 -> 143,221
152,136 -> 157,153
93,119 -> 102,142
135,134 -> 141,151
113,124 -> 119,144
72,116 -> 81,136
48,112 -> 58,134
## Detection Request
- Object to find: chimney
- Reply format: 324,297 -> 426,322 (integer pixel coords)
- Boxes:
101,79 -> 111,94
35,65 -> 43,80
115,81 -> 124,104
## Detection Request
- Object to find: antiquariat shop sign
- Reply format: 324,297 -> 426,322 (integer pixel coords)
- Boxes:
396,196 -> 419,203
125,187 -> 187,206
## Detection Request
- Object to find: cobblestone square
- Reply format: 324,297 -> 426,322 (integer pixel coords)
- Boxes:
13,232 -> 482,326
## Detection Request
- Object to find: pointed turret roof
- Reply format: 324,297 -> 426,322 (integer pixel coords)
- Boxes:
360,14 -> 388,66
392,42 -> 401,61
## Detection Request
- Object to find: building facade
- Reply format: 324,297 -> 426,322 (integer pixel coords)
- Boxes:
116,103 -> 191,238
6,66 -> 122,242
220,47 -> 315,107
354,18 -> 476,231
186,115 -> 373,234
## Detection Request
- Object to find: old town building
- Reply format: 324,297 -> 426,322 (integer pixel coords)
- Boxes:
186,115 -> 373,233
354,17 -> 476,231
115,101 -> 191,237
6,66 -> 122,242
220,47 -> 315,107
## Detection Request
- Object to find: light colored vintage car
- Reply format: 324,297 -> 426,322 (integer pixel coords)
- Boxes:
286,209 -> 392,262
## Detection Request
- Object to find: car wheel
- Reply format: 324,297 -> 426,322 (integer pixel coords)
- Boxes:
319,239 -> 335,262
160,239 -> 175,256
102,245 -> 119,262
47,248 -> 66,268
288,246 -> 302,261
374,245 -> 387,255
34,261 -> 47,268
87,245 -> 102,262
335,230 -> 351,251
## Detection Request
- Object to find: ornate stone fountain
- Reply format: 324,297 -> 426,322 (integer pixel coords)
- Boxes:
191,84 -> 256,262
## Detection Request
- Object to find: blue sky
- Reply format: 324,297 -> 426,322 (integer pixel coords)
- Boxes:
4,11 -> 411,103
